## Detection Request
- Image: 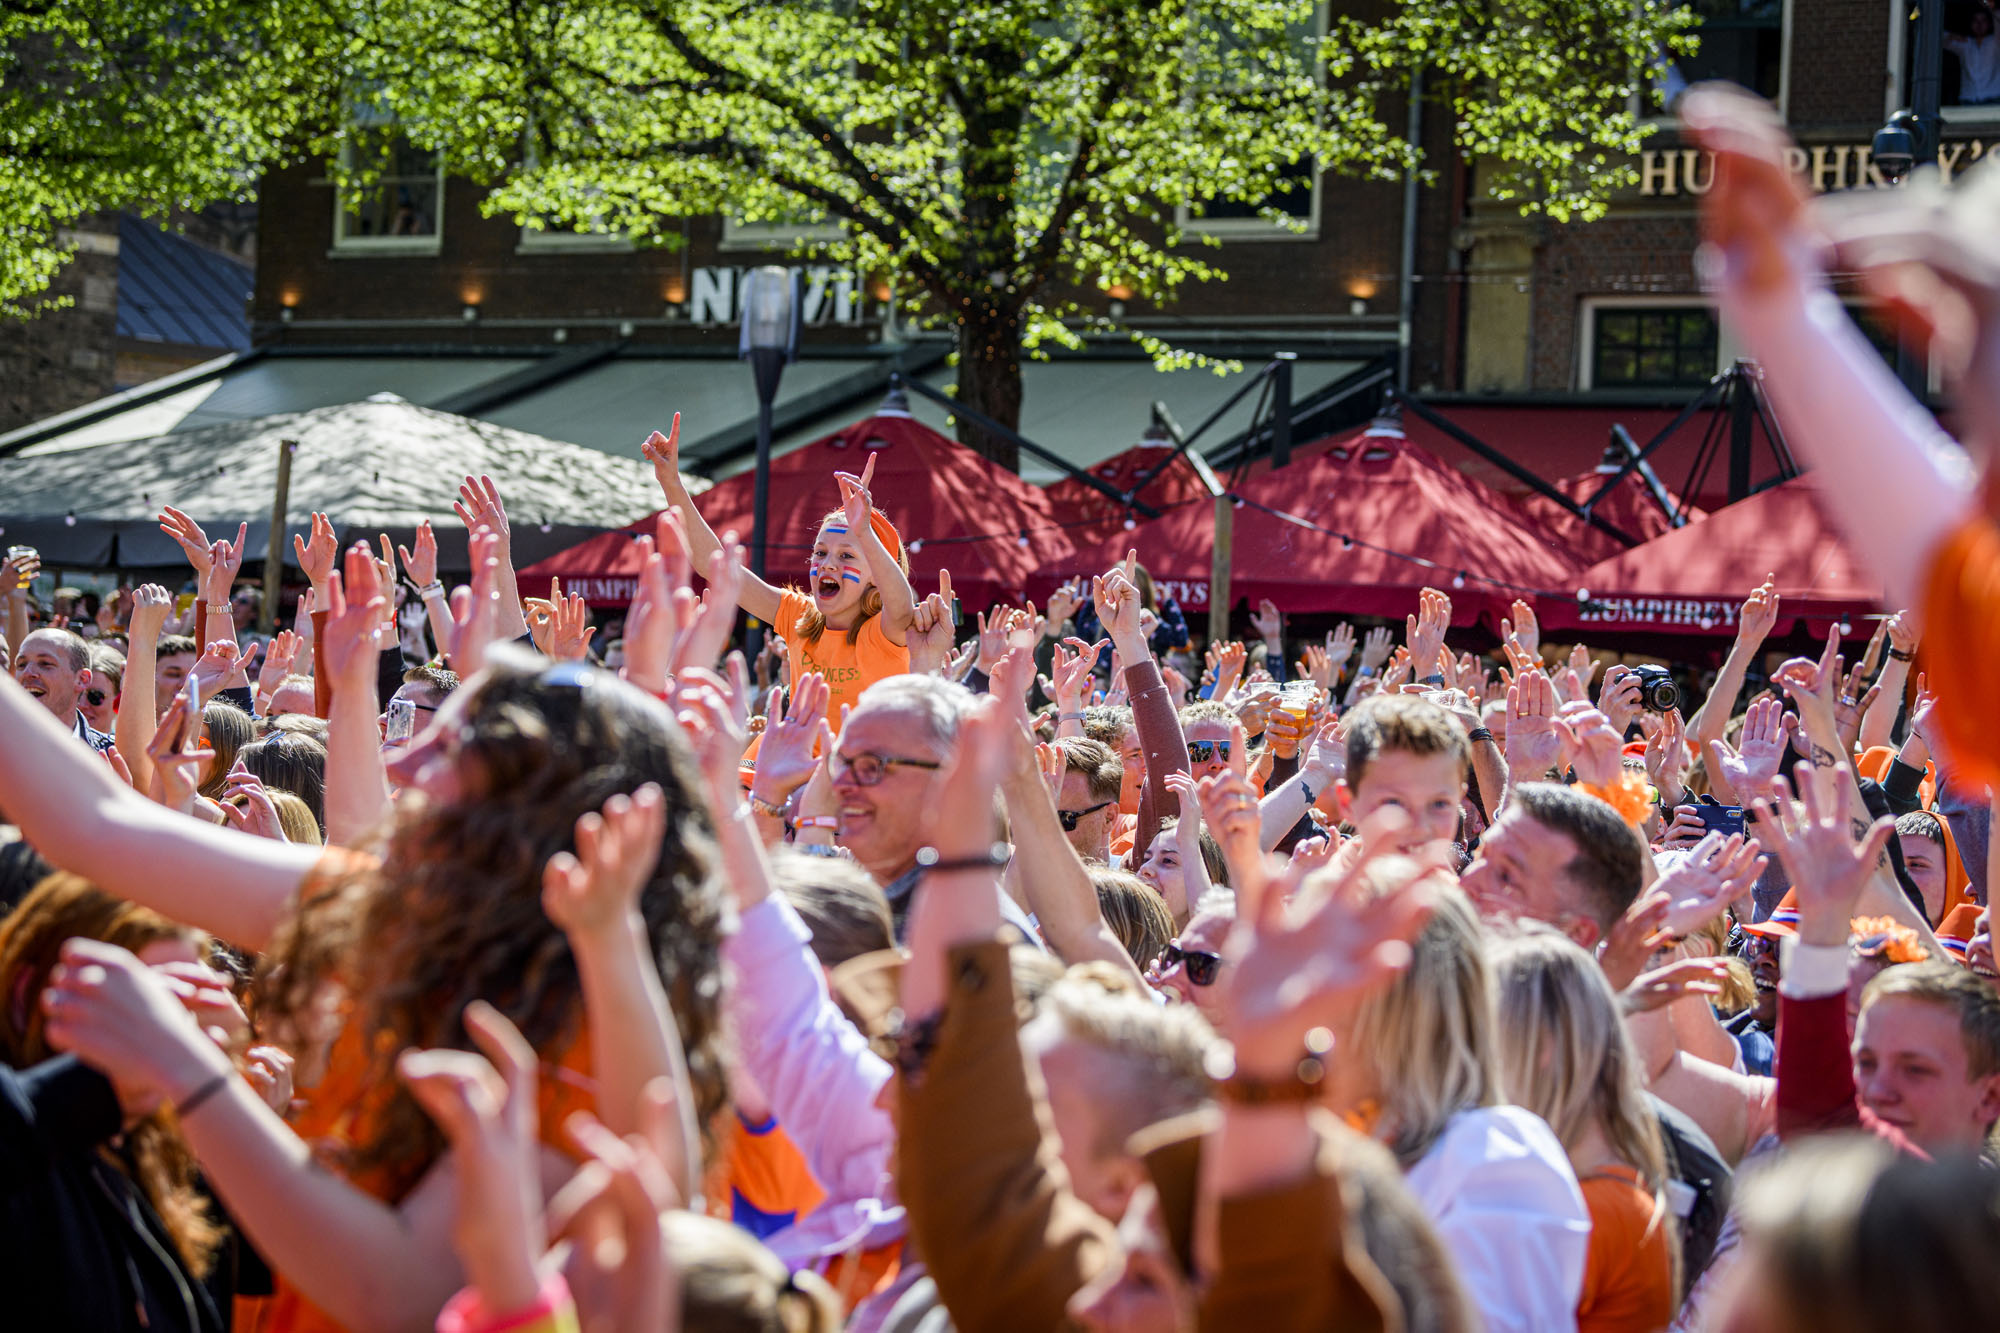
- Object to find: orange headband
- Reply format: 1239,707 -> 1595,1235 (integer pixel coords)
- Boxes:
869,509 -> 903,563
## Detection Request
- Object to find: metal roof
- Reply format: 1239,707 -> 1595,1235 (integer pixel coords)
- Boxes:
114,215 -> 254,352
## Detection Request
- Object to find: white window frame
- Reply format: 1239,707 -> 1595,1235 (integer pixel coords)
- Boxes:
1885,3 -> 2000,127
1576,296 -> 1728,391
1634,0 -> 1792,125
1174,2 -> 1328,241
331,124 -> 445,256
515,122 -> 634,253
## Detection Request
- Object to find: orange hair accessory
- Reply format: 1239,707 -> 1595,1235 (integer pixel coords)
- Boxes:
1849,915 -> 1929,965
1578,771 -> 1653,828
869,509 -> 903,564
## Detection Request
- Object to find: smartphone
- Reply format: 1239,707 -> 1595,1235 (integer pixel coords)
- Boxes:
1690,803 -> 1746,838
384,696 -> 417,744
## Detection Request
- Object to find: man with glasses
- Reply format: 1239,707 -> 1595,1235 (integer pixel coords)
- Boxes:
1051,736 -> 1121,864
830,674 -> 1038,944
379,663 -> 458,754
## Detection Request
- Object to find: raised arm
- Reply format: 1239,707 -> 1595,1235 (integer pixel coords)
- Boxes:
397,519 -> 458,663
643,415 -> 785,625
834,454 -> 916,643
452,476 -> 532,643
321,547 -> 393,848
1099,570 -> 1186,866
1857,611 -> 1918,753
1689,578 -> 1779,758
0,671 -> 313,949
1684,87 -> 1968,607
1,550 -> 34,669
115,583 -> 172,796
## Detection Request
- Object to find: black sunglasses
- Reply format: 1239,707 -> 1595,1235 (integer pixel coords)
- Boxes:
1156,942 -> 1223,987
84,688 -> 108,707
1186,740 -> 1233,765
1057,800 -> 1113,832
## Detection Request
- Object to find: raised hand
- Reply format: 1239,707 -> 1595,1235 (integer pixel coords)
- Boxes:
1886,608 -> 1920,659
1045,578 -> 1083,630
1705,694 -> 1796,805
1301,711 -> 1347,785
1250,597 -> 1284,645
1831,656 -> 1880,754
1050,638 -> 1108,714
127,582 -> 172,642
1090,570 -> 1145,651
396,519 -> 440,589
1405,587 -> 1451,678
834,452 -> 878,538
1554,701 -> 1623,786
1653,832 -> 1766,936
220,767 -> 289,841
679,527 -> 745,674
1597,664 -> 1642,738
545,578 -> 597,661
1903,672 -> 1940,765
158,506 -> 225,580
1504,670 -> 1563,778
748,672 -> 828,809
293,512 -> 338,594
188,638 -> 243,698
1645,706 -> 1690,804
41,938 -> 233,1110
1749,761 -> 1896,946
399,1001 -> 547,1319
0,548 -> 39,596
1737,575 -> 1780,645
1622,956 -> 1732,1016
455,474 -> 512,542
974,606 -> 1022,675
1325,622 -> 1357,677
1297,643 -> 1333,692
254,629 -> 301,706
1357,625 -> 1394,672
906,590 -> 956,677
1597,890 -> 1671,993
542,784 -> 668,938
1208,639 -> 1247,696
322,543 -> 387,693
640,412 -> 683,492
144,688 -> 212,812
1501,598 -> 1541,657
552,1099 -> 679,1333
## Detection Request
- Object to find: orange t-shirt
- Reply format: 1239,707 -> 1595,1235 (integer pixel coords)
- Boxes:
776,589 -> 909,732
707,1114 -> 826,1239
264,852 -> 601,1333
1576,1166 -> 1676,1333
1921,513 -> 2000,790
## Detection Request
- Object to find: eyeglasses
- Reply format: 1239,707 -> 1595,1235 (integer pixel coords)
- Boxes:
1057,800 -> 1112,832
830,750 -> 941,788
1186,740 -> 1232,765
1156,942 -> 1223,987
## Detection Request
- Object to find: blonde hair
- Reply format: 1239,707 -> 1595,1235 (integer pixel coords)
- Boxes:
267,790 -> 323,845
793,509 -> 910,648
663,1210 -> 841,1332
1343,887 -> 1499,1165
1344,693 -> 1471,791
1037,975 -> 1215,1158
1487,922 -> 1678,1286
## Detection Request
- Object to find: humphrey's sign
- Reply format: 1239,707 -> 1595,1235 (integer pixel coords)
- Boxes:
1574,596 -> 1742,630
1157,579 -> 1211,610
688,266 -> 862,325
1638,138 -> 1991,197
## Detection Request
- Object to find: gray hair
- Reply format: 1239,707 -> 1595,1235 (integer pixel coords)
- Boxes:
848,673 -> 975,758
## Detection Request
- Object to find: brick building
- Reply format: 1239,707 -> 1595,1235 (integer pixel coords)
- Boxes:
5,1 -> 1987,498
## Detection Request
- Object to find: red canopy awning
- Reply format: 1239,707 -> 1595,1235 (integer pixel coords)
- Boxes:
519,413 -> 1078,608
1037,428 -> 1584,621
1538,476 -> 1881,637
1043,442 -> 1214,531
1512,470 -> 1705,565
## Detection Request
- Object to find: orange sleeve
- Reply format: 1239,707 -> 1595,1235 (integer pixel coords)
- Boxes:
1919,514 -> 2000,790
1576,1174 -> 1676,1333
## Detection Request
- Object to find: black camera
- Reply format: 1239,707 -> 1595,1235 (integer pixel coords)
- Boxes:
1631,664 -> 1679,713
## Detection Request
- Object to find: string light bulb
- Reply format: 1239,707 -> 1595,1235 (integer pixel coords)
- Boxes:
908,538 -> 923,555
1452,571 -> 1467,589
1017,530 -> 1030,549
1576,588 -> 1591,602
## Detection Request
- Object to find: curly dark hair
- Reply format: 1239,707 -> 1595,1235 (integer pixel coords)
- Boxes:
258,651 -> 729,1200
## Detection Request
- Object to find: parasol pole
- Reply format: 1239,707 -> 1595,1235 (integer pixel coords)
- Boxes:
260,438 -> 297,636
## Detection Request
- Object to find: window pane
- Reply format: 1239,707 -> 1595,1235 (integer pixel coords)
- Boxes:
1592,305 -> 1717,388
342,176 -> 438,238
1652,2 -> 1784,106
1197,157 -> 1316,221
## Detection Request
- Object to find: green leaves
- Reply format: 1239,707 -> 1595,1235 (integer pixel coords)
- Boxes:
2,0 -> 1692,413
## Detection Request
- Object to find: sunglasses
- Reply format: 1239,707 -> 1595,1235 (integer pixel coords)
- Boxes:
1186,740 -> 1233,765
84,688 -> 109,707
1156,942 -> 1223,987
830,750 -> 941,788
1057,800 -> 1112,832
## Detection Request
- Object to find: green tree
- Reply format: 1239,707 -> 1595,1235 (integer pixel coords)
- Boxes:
4,0 -> 1690,464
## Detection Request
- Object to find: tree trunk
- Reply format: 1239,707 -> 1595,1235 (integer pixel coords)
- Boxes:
953,312 -> 1023,472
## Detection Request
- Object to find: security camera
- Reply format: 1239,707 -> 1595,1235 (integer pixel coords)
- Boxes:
1872,110 -> 1923,186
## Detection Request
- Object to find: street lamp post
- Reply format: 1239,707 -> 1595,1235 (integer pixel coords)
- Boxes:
1874,3 -> 1945,394
739,265 -> 801,649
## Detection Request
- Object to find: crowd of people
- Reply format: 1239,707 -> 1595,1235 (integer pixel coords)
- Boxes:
3,83 -> 2000,1333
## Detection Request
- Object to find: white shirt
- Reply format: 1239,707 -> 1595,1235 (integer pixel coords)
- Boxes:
1404,1105 -> 1592,1333
1948,33 -> 2000,103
